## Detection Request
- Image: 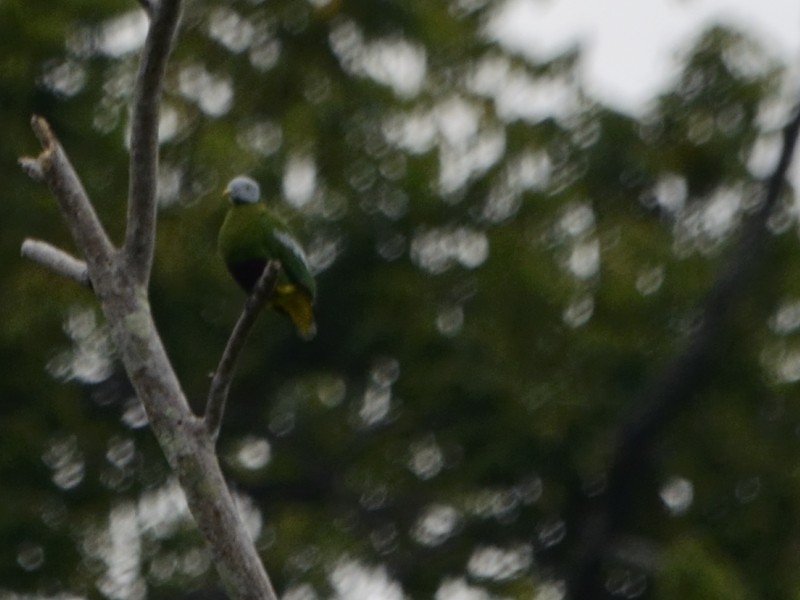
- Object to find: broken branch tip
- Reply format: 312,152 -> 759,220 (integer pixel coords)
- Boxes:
30,115 -> 55,148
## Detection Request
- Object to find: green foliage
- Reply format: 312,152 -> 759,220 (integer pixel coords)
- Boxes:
655,536 -> 756,600
2,0 -> 799,598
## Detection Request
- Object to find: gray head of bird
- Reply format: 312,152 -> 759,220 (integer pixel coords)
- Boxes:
224,175 -> 261,204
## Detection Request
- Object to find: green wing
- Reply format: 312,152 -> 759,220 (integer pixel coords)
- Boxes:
261,211 -> 317,301
219,203 -> 316,300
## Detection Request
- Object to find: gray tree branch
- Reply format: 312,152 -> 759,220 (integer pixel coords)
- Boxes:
566,100 -> 800,599
18,1 -> 280,598
124,0 -> 181,285
26,116 -> 116,276
21,239 -> 90,287
206,261 -> 281,442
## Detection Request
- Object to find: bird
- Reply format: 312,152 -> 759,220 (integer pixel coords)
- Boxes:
218,175 -> 317,340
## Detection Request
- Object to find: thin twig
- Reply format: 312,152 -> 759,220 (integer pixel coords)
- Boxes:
205,261 -> 281,442
21,239 -> 91,287
566,101 -> 800,598
24,116 -> 115,276
124,0 -> 182,285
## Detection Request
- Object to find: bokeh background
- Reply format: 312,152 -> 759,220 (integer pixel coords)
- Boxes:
2,0 -> 800,598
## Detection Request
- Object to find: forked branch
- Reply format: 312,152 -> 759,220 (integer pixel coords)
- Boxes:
18,0 -> 280,598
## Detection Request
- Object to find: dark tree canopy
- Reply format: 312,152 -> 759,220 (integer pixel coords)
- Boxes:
2,1 -> 799,599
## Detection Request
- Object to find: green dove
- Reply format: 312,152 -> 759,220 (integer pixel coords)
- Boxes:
218,175 -> 317,340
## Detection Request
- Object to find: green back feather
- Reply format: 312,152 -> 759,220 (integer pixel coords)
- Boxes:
218,202 -> 316,300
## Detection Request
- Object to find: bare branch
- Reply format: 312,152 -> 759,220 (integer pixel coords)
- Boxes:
21,239 -> 90,287
100,294 -> 279,600
566,101 -> 800,598
205,261 -> 281,442
25,116 -> 115,276
124,0 -> 182,285
20,2 -> 281,599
